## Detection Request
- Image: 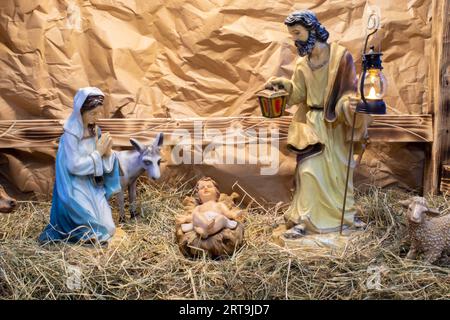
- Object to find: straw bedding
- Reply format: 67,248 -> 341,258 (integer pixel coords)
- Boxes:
0,177 -> 449,299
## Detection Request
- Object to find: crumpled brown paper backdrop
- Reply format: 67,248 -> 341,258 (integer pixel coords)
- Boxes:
0,0 -> 433,200
0,0 -> 432,119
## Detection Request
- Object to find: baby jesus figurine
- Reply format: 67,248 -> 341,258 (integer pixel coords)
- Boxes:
175,177 -> 245,258
180,177 -> 242,238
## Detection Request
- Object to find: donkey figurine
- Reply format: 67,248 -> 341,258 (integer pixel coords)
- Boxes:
116,133 -> 163,222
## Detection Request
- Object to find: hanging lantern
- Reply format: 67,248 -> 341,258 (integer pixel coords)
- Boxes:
256,87 -> 289,118
356,45 -> 387,114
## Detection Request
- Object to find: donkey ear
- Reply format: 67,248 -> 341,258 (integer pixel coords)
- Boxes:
154,132 -> 164,147
426,208 -> 441,216
399,199 -> 411,208
130,138 -> 145,153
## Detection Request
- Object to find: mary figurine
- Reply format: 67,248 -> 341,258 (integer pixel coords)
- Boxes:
39,87 -> 121,245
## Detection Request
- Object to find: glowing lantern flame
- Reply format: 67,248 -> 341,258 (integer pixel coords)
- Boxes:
367,86 -> 377,99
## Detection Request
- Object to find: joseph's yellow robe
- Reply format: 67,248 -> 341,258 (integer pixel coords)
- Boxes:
284,42 -> 371,233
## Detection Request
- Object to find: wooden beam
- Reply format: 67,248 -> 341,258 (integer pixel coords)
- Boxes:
0,114 -> 433,149
424,0 -> 449,195
367,115 -> 433,143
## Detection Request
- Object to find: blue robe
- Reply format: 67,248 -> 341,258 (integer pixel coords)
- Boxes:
39,130 -> 121,244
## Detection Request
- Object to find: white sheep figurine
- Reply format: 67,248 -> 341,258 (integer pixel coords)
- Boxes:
400,196 -> 449,264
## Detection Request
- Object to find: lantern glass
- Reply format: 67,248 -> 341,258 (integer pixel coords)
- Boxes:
361,68 -> 387,100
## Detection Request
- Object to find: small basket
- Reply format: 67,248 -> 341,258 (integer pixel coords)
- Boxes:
256,88 -> 289,118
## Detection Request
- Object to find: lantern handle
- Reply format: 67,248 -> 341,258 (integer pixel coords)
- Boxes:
363,28 -> 378,55
363,8 -> 380,54
263,82 -> 285,91
360,27 -> 378,104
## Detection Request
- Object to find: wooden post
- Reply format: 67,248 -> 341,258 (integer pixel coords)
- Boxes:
424,0 -> 450,195
440,54 -> 450,193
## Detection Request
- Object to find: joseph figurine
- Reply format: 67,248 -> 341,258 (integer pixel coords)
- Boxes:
267,10 -> 370,237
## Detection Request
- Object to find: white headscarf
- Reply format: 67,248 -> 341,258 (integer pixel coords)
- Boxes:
64,87 -> 105,140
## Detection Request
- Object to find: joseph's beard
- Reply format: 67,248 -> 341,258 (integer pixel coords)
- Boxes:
295,31 -> 316,57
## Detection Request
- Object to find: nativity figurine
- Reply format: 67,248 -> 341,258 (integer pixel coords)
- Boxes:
265,10 -> 370,238
0,184 -> 17,213
39,87 -> 121,245
116,133 -> 164,222
175,177 -> 245,258
400,196 -> 450,264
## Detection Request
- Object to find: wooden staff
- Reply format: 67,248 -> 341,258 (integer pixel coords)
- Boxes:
340,109 -> 357,235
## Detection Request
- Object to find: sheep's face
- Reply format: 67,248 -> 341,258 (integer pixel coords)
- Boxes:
400,196 -> 440,225
407,202 -> 427,224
